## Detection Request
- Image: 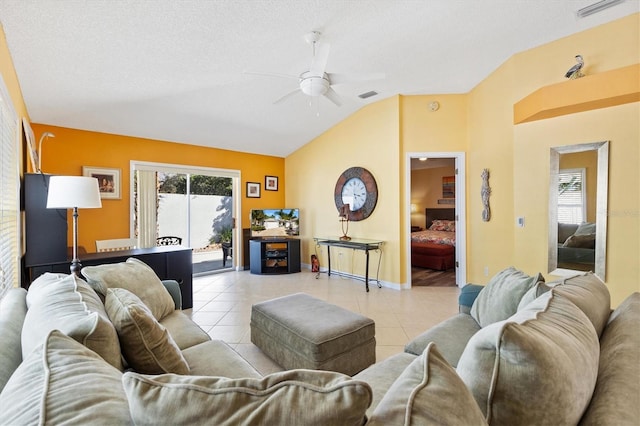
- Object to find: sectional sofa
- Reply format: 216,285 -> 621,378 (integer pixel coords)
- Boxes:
0,259 -> 638,425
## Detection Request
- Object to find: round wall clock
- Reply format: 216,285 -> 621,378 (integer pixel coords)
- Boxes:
334,167 -> 378,221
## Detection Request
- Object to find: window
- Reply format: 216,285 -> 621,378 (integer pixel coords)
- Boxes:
0,75 -> 20,298
558,168 -> 586,224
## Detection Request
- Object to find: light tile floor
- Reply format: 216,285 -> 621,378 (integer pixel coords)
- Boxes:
183,270 -> 460,375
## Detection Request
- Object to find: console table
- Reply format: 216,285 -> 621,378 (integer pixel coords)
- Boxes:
24,246 -> 194,309
313,237 -> 383,292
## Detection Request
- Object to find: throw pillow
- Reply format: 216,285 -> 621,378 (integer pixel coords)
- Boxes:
82,257 -> 175,320
470,267 -> 544,327
580,293 -> 640,425
517,281 -> 553,311
367,343 -> 487,425
563,233 -> 596,249
0,330 -> 131,425
458,290 -> 600,425
22,273 -> 123,370
105,288 -> 189,375
122,369 -> 372,425
0,288 -> 27,393
575,222 -> 596,235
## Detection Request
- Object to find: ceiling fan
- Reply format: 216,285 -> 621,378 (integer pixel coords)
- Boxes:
246,31 -> 384,107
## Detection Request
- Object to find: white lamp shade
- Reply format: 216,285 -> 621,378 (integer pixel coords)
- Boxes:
47,176 -> 102,209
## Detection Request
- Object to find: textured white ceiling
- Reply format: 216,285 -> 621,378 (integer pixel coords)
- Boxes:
1,0 -> 637,157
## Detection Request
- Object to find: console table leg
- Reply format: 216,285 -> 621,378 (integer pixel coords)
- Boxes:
365,249 -> 370,292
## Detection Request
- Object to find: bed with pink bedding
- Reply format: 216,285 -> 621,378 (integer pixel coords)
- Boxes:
411,208 -> 456,271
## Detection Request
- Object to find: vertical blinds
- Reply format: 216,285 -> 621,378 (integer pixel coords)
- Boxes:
558,168 -> 586,225
0,75 -> 20,298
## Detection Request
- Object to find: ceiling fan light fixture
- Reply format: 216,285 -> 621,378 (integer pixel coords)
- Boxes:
576,0 -> 625,18
300,73 -> 330,97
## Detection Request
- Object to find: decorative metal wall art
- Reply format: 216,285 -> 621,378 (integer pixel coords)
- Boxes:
481,168 -> 491,222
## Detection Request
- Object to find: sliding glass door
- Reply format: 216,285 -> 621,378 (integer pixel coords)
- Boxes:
132,162 -> 239,274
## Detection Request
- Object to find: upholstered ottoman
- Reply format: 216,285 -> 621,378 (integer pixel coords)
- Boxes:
250,293 -> 376,375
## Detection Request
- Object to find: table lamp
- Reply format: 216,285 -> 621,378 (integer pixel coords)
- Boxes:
339,204 -> 351,241
46,176 -> 102,275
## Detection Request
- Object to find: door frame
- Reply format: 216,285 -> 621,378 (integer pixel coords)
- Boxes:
405,152 -> 466,287
130,160 -> 243,270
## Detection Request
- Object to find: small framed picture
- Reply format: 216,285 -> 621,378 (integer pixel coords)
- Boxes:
83,166 -> 121,199
246,182 -> 261,198
265,175 -> 278,191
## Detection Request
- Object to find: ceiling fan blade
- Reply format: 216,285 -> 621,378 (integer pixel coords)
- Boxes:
273,88 -> 302,104
323,87 -> 342,106
243,70 -> 298,80
309,42 -> 330,76
327,72 -> 386,85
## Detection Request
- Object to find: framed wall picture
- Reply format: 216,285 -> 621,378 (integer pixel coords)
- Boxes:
246,182 -> 261,198
83,166 -> 121,199
265,175 -> 278,191
442,175 -> 455,198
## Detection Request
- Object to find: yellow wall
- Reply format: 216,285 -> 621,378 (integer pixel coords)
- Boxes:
31,124 -> 285,258
471,14 -> 639,306
285,97 -> 401,284
287,14 -> 639,304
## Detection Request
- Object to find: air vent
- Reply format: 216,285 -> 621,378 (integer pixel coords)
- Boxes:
358,91 -> 378,99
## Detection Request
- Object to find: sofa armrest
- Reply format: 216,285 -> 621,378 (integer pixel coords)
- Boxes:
162,280 -> 182,310
458,284 -> 484,314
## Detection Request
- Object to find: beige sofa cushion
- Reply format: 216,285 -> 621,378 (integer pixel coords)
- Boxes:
105,288 -> 189,375
368,343 -> 487,426
0,288 -> 27,393
580,292 -> 640,425
354,352 -> 417,419
0,330 -> 131,425
82,257 -> 175,320
159,310 -> 211,350
22,273 -> 122,370
552,272 -> 611,337
404,313 -> 481,366
181,340 -> 261,378
122,369 -> 371,425
470,266 -> 543,327
457,290 -> 600,425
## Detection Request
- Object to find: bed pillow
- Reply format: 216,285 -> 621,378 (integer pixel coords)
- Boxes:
367,343 -> 487,425
82,257 -> 175,321
105,288 -> 189,375
470,267 -> 543,327
0,330 -> 131,425
122,369 -> 371,425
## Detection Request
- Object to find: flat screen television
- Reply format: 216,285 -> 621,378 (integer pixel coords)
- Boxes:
250,208 -> 300,238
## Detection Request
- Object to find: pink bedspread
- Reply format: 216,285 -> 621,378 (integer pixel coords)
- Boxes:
411,230 -> 456,246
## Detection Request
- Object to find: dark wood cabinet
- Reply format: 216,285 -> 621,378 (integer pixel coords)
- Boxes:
23,173 -> 68,267
25,246 -> 194,309
250,238 -> 300,274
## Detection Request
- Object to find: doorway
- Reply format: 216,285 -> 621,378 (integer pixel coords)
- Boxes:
130,161 -> 241,275
405,152 -> 466,287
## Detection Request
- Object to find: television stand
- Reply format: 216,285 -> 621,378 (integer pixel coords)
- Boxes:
249,238 -> 301,275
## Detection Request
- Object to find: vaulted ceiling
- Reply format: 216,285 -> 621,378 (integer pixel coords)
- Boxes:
1,0 -> 637,157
